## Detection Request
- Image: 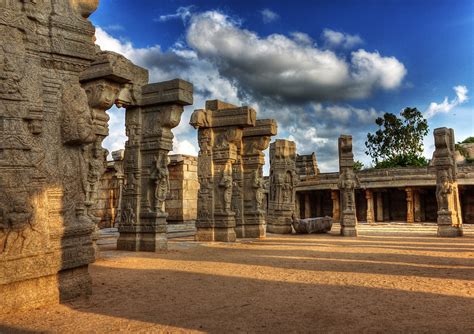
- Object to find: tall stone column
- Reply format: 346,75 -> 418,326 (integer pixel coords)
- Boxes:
433,128 -> 463,237
366,189 -> 375,224
190,100 -> 256,242
239,119 -> 277,238
117,79 -> 193,251
376,192 -> 384,222
405,187 -> 414,224
338,135 -> 358,236
331,190 -> 340,223
267,140 -> 297,234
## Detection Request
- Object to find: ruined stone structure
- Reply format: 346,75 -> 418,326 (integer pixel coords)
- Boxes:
267,140 -> 297,234
433,128 -> 463,237
0,0 -> 191,313
240,119 -> 277,238
167,154 -> 199,225
338,135 -> 359,236
191,100 -> 276,241
116,80 -> 193,251
296,153 -> 319,177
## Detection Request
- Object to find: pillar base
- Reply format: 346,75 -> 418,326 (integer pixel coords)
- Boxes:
340,226 -> 358,237
437,225 -> 463,237
236,224 -> 266,238
117,214 -> 168,252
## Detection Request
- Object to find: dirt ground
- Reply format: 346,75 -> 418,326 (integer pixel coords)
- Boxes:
1,224 -> 473,333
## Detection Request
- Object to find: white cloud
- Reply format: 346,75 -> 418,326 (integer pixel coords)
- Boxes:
322,29 -> 363,49
187,11 -> 406,102
155,6 -> 194,23
290,32 -> 315,46
425,85 -> 469,118
261,8 -> 279,23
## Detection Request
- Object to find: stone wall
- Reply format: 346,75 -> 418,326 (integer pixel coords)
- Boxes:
167,154 -> 199,223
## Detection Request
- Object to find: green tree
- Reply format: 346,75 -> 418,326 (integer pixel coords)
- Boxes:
365,107 -> 429,168
353,160 -> 364,171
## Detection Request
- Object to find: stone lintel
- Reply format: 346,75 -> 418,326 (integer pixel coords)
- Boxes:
141,79 -> 193,106
243,119 -> 277,137
79,51 -> 148,85
210,107 -> 257,128
205,99 -> 238,111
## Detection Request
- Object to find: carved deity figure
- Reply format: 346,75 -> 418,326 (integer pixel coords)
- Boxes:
85,145 -> 106,205
150,155 -> 170,213
122,203 -> 136,225
339,169 -> 357,212
253,169 -> 265,211
219,168 -> 233,213
436,170 -> 452,212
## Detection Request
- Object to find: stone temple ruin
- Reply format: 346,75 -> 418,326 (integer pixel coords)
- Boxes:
1,0 -> 473,316
0,0 -> 192,312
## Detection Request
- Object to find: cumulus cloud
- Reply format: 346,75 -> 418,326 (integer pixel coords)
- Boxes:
322,28 -> 363,49
155,6 -> 194,23
425,85 -> 469,118
260,8 -> 279,23
94,10 -> 403,171
186,11 -> 406,102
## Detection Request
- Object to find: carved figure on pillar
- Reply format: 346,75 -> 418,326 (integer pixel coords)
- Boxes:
432,128 -> 463,237
267,139 -> 297,234
338,135 -> 358,236
190,100 -> 257,242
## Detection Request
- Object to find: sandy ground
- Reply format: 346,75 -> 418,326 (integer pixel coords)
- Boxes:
1,224 -> 473,333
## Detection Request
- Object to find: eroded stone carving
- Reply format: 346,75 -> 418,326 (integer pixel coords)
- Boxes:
433,128 -> 463,237
267,140 -> 297,234
190,100 -> 257,242
338,135 -> 359,236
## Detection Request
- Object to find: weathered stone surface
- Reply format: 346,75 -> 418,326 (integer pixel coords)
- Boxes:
267,140 -> 297,234
116,79 -> 193,251
338,135 -> 359,236
191,100 -> 258,242
433,128 -> 463,237
292,217 -> 333,234
296,153 -> 319,177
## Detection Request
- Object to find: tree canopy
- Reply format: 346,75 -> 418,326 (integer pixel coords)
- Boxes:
365,107 -> 429,168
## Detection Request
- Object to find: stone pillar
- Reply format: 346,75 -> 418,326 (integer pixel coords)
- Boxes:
366,189 -> 375,224
117,79 -> 193,251
191,100 -> 256,242
405,187 -> 414,224
433,128 -> 463,237
267,140 -> 297,234
304,193 -> 311,218
331,190 -> 340,223
376,192 -> 384,222
112,150 -> 125,226
413,190 -> 422,222
338,135 -> 358,236
240,119 -> 277,238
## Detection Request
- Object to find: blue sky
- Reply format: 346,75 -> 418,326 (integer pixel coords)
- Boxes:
90,0 -> 474,172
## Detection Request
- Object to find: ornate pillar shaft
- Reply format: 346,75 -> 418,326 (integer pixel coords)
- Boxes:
433,128 -> 463,237
191,100 -> 256,242
117,79 -> 193,251
267,140 -> 297,234
338,135 -> 358,236
406,187 -> 414,224
413,190 -> 421,222
304,193 -> 311,218
240,119 -> 277,238
366,189 -> 375,224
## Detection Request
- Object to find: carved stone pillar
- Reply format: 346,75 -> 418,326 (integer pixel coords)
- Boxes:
240,119 -> 277,238
405,187 -> 414,224
190,100 -> 256,242
267,140 -> 297,234
112,150 -> 125,227
413,189 -> 421,222
338,135 -> 358,236
366,189 -> 375,224
117,79 -> 193,251
433,128 -> 463,237
376,192 -> 384,222
331,190 -> 340,223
